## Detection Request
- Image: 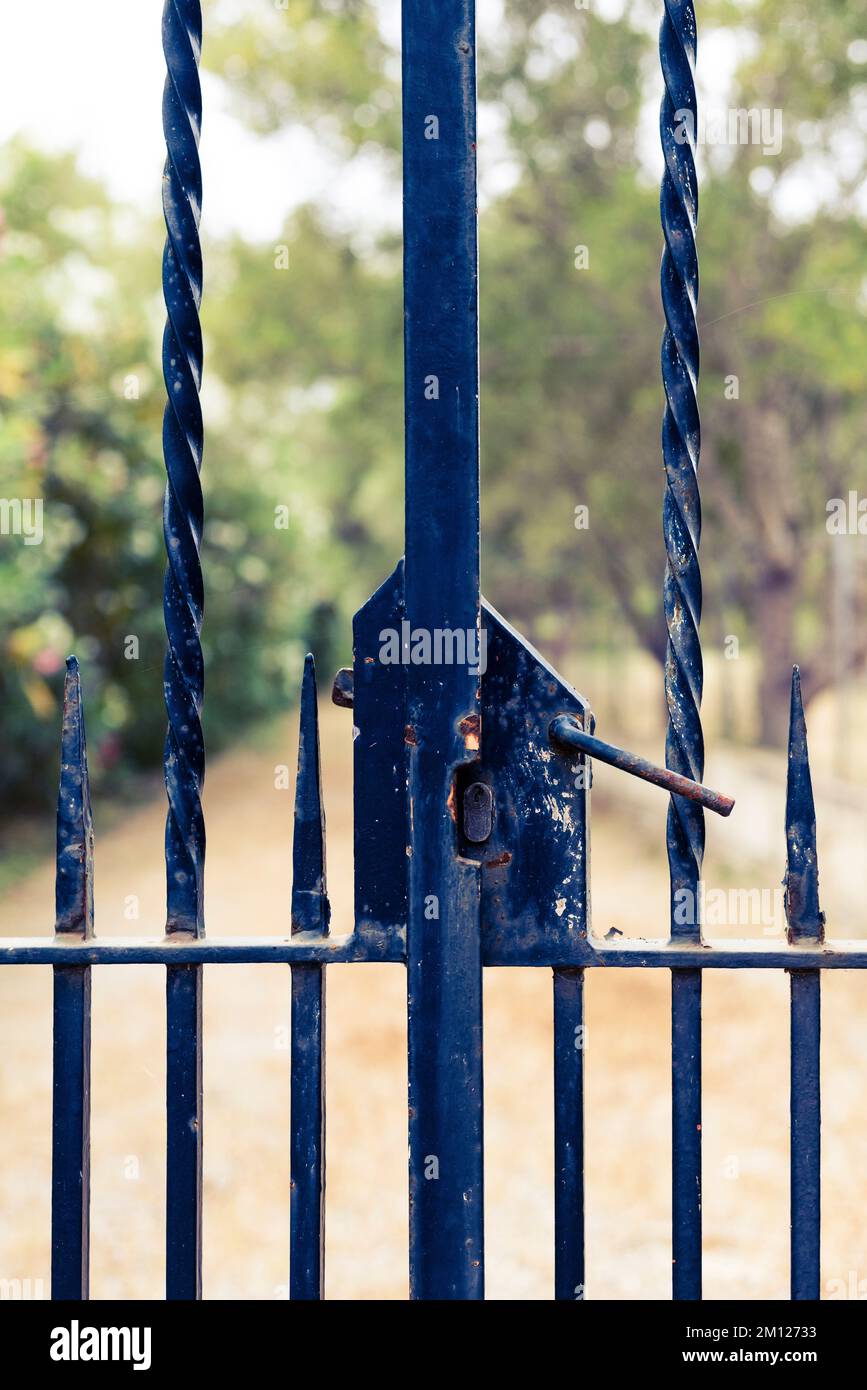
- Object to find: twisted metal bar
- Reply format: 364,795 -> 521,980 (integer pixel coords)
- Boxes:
161,0 -> 205,935
660,0 -> 704,1304
660,0 -> 704,927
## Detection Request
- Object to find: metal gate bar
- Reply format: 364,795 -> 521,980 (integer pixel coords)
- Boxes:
786,669 -> 824,1301
166,965 -> 203,1300
553,968 -> 585,1300
51,656 -> 93,1301
289,655 -> 329,1300
659,0 -> 705,1304
51,965 -> 91,1300
402,0 -> 485,1300
161,0 -> 206,1302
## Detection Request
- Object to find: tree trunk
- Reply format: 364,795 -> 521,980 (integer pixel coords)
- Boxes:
754,561 -> 798,748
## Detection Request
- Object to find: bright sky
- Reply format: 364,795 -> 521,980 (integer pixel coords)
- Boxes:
0,0 -> 830,241
0,0 -> 403,242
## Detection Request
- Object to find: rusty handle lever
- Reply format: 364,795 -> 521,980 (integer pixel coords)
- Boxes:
549,714 -> 735,818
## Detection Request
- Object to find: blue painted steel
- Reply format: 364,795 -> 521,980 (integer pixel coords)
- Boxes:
9,935 -> 867,970
554,969 -> 585,1301
784,668 -> 824,944
352,562 -> 407,954
290,966 -> 325,1299
476,602 -> 590,964
162,0 -> 205,1302
52,967 -> 92,1300
2,936 -> 401,965
290,655 -> 327,1299
672,969 -> 702,1300
291,655 -> 330,936
785,667 -> 822,1300
52,655 -> 93,1300
790,973 -> 820,1300
403,0 -> 484,1299
166,964 -> 203,1299
660,0 -> 704,914
55,656 -> 94,936
660,0 -> 704,1301
161,0 -> 205,936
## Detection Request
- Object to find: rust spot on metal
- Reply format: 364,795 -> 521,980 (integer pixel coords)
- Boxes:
485,851 -> 512,869
404,724 -> 417,746
446,781 -> 457,823
458,712 -> 481,752
549,714 -> 735,818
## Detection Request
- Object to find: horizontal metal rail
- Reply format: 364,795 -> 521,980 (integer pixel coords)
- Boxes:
0,934 -> 402,965
3,932 -> 865,968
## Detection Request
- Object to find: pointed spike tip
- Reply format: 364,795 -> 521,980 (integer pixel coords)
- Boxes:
291,650 -> 330,936
55,656 -> 94,937
299,652 -> 316,706
784,661 -> 824,943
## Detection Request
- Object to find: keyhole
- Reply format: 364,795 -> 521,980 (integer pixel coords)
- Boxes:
463,782 -> 493,844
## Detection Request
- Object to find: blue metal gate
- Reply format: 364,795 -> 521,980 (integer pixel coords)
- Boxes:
2,0 -> 843,1302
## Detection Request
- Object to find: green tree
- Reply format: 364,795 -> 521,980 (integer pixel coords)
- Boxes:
6,0 -> 867,829
209,0 -> 867,743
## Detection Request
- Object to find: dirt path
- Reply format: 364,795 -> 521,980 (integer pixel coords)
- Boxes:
2,705 -> 866,1299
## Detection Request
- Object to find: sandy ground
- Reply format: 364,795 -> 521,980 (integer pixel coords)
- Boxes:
2,700 -> 867,1300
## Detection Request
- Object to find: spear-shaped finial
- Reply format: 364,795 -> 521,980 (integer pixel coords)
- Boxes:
785,666 -> 824,943
55,656 -> 94,937
291,654 -> 330,936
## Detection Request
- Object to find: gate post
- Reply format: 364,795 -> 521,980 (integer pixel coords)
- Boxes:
402,0 -> 485,1299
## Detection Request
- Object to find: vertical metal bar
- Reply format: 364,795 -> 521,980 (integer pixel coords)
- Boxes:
659,0 -> 704,1302
671,969 -> 701,1299
785,667 -> 823,1300
790,973 -> 820,1300
161,0 -> 205,1299
55,657 -> 94,939
553,968 -> 585,1301
52,969 -> 92,1300
403,0 -> 484,1299
52,656 -> 93,1300
166,964 -> 203,1300
162,0 -> 205,935
164,962 -> 203,1302
291,966 -> 326,1300
290,655 -> 328,1300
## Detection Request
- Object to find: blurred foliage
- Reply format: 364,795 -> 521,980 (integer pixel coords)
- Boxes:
3,0 -> 867,823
